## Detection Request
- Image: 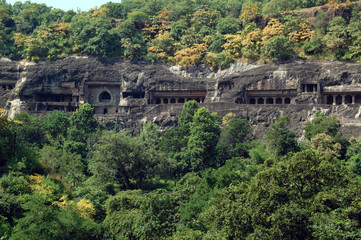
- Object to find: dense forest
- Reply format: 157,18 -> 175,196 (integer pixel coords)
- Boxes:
1,0 -> 361,67
2,0 -> 361,239
1,101 -> 361,239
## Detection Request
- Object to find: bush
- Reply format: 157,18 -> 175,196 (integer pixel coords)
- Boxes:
303,36 -> 323,55
205,51 -> 234,70
263,35 -> 294,61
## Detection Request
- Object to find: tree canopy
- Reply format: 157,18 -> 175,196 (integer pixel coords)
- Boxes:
0,0 -> 361,66
0,104 -> 361,239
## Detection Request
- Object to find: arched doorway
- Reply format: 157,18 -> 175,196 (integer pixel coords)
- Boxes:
99,91 -> 111,102
266,98 -> 274,104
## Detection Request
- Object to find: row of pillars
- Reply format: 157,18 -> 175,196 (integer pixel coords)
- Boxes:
302,84 -> 317,93
249,97 -> 291,105
324,95 -> 356,105
2,85 -> 15,90
153,97 -> 204,104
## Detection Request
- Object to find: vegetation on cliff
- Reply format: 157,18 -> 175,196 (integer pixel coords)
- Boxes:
1,0 -> 361,67
1,102 -> 361,239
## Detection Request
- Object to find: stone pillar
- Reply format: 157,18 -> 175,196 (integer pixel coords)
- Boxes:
323,95 -> 327,104
333,95 -> 337,105
342,95 -> 346,105
273,98 -> 276,104
263,98 -> 266,104
282,97 -> 285,104
161,98 -> 164,104
352,95 -> 356,105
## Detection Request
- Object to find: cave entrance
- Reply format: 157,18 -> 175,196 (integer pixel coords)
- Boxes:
99,91 -> 111,102
345,95 -> 352,104
266,98 -> 274,104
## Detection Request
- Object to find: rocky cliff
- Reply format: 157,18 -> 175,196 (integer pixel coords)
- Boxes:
2,57 -> 361,139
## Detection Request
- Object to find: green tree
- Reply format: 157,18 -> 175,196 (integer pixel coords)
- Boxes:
13,2 -> 52,34
70,13 -> 121,56
178,100 -> 200,127
13,112 -> 47,148
323,17 -> 348,59
303,35 -> 323,55
304,112 -> 341,140
159,100 -> 200,153
10,194 -> 99,240
265,115 -> 299,156
186,107 -> 221,171
216,16 -> 240,35
203,149 -> 355,239
263,35 -> 294,61
139,122 -> 161,148
42,110 -> 69,141
65,103 -> 98,157
217,118 -> 253,164
40,145 -> 85,188
0,108 -> 15,167
67,103 -> 98,143
89,131 -> 158,189
103,189 -> 178,239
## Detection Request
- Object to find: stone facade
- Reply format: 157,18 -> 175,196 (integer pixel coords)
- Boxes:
2,57 -> 361,138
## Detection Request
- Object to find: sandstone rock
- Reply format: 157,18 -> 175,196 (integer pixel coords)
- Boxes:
2,57 -> 361,139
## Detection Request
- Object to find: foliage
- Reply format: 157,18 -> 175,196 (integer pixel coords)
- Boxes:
0,0 -> 358,64
66,103 -> 98,156
42,110 -> 69,141
1,101 -> 361,238
185,107 -> 221,171
10,194 -> 99,240
1,0 -> 361,237
217,118 -> 253,164
303,35 -> 323,55
239,2 -> 262,26
103,189 -> 178,239
265,115 -> 299,156
13,112 -> 47,148
304,112 -> 341,139
262,35 -> 294,61
0,107 -> 15,167
89,131 -> 159,189
173,43 -> 208,68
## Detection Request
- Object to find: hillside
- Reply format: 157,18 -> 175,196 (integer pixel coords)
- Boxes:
3,57 -> 361,139
1,0 -> 361,67
3,0 -> 361,239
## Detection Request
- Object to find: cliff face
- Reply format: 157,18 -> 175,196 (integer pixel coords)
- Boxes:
2,57 -> 361,139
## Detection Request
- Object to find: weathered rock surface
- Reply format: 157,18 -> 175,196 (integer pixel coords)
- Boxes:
1,57 -> 361,139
